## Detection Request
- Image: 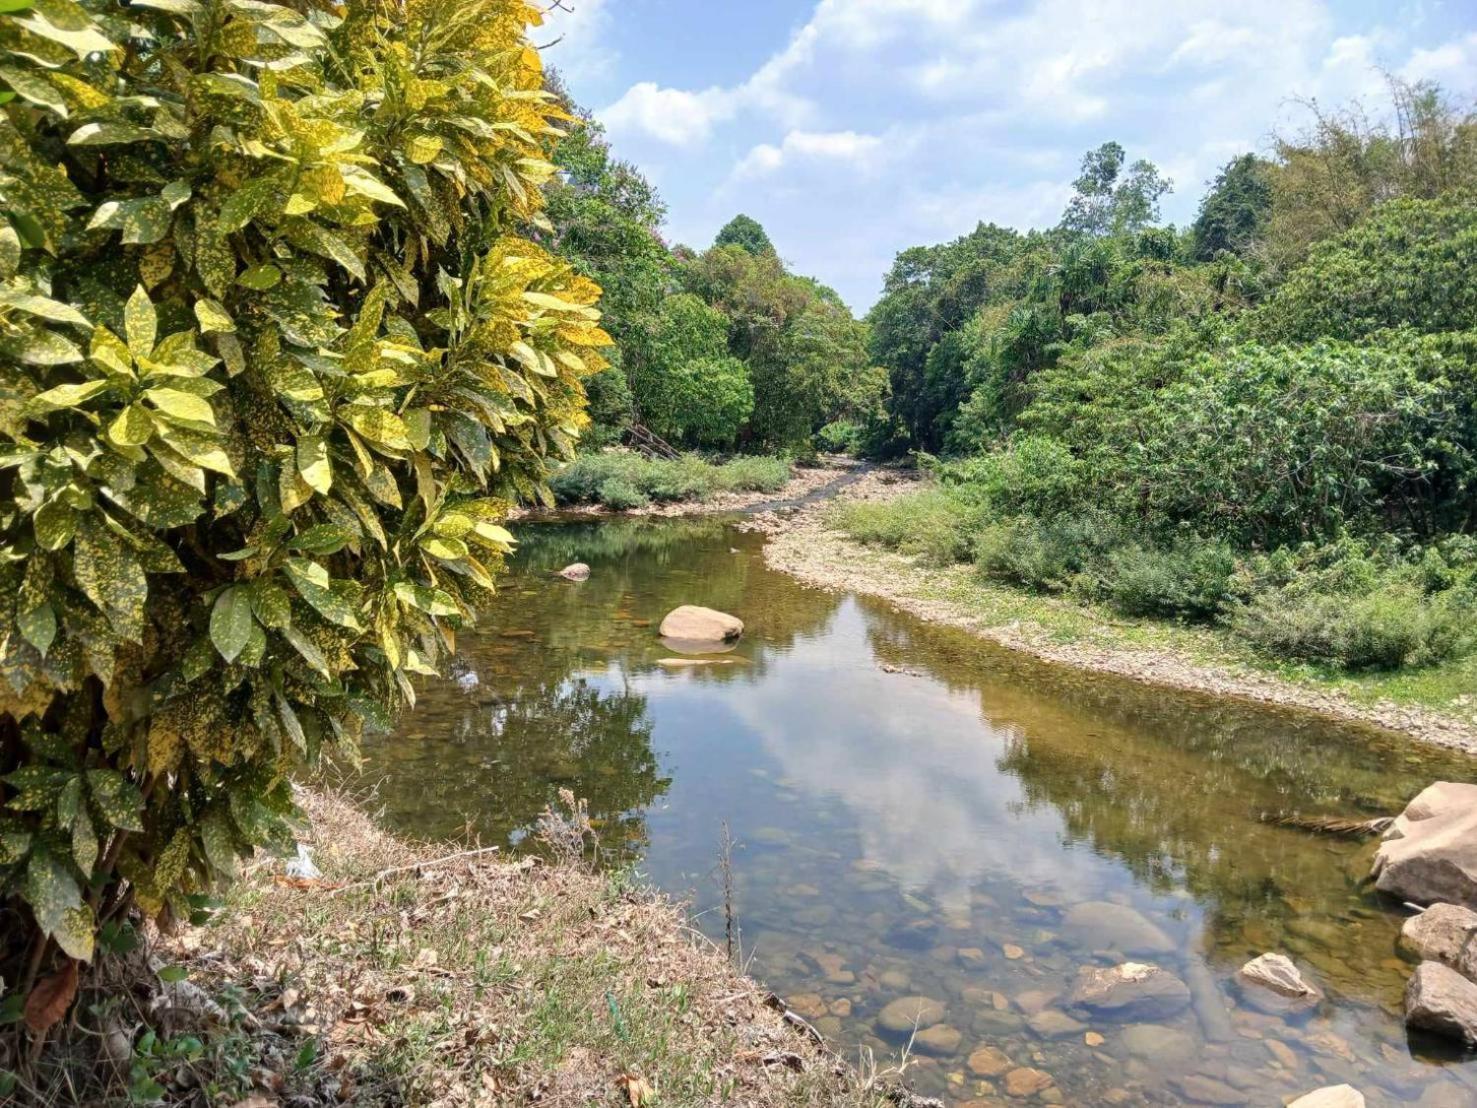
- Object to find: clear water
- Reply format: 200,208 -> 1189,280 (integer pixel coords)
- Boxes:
360,516 -> 1477,1106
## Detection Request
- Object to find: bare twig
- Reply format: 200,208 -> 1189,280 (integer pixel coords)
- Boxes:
327,845 -> 502,896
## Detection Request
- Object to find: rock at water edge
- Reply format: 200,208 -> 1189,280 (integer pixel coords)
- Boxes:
658,605 -> 744,643
1373,782 -> 1477,910
1399,903 -> 1477,981
1404,961 -> 1477,1045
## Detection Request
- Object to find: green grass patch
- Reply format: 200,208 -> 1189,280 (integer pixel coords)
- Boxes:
551,452 -> 792,509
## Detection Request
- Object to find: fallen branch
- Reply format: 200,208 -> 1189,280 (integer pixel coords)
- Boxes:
328,846 -> 502,896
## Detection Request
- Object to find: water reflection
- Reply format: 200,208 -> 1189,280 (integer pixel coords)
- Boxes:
361,517 -> 1477,1106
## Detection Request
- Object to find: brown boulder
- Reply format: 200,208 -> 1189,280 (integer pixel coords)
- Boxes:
1373,782 -> 1477,909
1235,952 -> 1322,1017
658,605 -> 744,651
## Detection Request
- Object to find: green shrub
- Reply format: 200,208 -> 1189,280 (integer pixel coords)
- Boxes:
1103,539 -> 1240,621
815,419 -> 863,454
1232,581 -> 1476,670
596,477 -> 650,511
550,452 -> 790,508
974,511 -> 1127,591
831,488 -> 981,566
0,0 -> 604,981
715,455 -> 791,493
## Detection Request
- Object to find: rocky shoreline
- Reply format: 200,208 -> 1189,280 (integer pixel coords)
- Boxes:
751,470 -> 1477,757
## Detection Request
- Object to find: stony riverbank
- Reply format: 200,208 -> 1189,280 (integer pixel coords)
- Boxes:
751,470 -> 1477,756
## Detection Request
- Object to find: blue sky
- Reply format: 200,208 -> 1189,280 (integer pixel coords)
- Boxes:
542,0 -> 1477,311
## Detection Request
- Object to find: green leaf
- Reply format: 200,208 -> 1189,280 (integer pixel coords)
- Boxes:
123,286 -> 157,360
86,770 -> 145,832
236,263 -> 282,290
30,379 -> 109,412
0,65 -> 65,115
157,424 -> 235,477
88,196 -> 172,244
145,387 -> 215,426
284,558 -> 363,630
74,517 -> 148,641
219,176 -> 282,233
281,624 -> 331,677
107,403 -> 155,447
199,809 -> 236,879
11,329 -> 83,366
209,586 -> 255,663
296,432 -> 332,493
14,9 -> 113,59
18,602 -> 57,657
72,804 -> 97,877
193,298 -> 234,334
54,904 -> 95,962
250,581 -> 291,629
288,524 -> 349,555
420,535 -> 468,561
25,844 -> 82,938
393,581 -> 458,617
32,501 -> 75,550
68,122 -> 154,146
341,406 -> 411,450
90,327 -> 133,375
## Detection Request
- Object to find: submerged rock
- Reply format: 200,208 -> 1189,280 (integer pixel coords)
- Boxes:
1171,1074 -> 1246,1105
1067,962 -> 1191,1021
1027,1009 -> 1086,1038
1061,901 -> 1175,954
1404,961 -> 1477,1045
1288,1087 -> 1365,1108
876,995 -> 946,1035
1002,1067 -> 1054,1097
1373,782 -> 1477,909
556,562 -> 590,581
1399,903 -> 1477,980
966,1045 -> 1012,1077
912,1023 -> 962,1056
1235,953 -> 1322,1017
658,605 -> 744,645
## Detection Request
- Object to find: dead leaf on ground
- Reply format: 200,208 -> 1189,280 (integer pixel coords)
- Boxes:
229,1094 -> 277,1108
620,1072 -> 654,1106
24,959 -> 79,1034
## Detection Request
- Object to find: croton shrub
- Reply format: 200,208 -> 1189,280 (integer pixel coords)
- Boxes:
0,0 -> 605,989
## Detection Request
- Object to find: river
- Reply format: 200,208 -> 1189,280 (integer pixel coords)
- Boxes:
359,514 -> 1477,1107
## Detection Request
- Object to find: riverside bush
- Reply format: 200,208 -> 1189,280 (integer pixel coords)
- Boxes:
830,487 -> 982,565
549,452 -> 790,507
0,0 -> 605,988
1103,540 -> 1240,621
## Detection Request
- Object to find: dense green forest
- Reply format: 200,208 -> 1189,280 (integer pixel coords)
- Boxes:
843,78 -> 1477,673
539,78 -> 886,460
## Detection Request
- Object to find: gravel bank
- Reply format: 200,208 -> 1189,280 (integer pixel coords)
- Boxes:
752,471 -> 1477,757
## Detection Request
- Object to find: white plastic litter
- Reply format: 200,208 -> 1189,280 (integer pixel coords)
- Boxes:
285,843 -> 321,880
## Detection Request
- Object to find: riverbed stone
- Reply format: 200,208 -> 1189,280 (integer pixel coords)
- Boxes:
967,1045 -> 1013,1077
1003,1067 -> 1054,1097
1288,1087 -> 1365,1108
1235,953 -> 1322,1017
556,562 -> 589,581
1013,988 -> 1059,1015
1373,782 -> 1477,909
913,1024 -> 963,1056
1118,1022 -> 1197,1063
1399,903 -> 1477,979
1061,901 -> 1175,954
786,993 -> 828,1020
1027,1009 -> 1086,1038
1404,960 -> 1477,1045
876,995 -> 946,1035
1068,962 -> 1191,1021
1171,1074 -> 1247,1105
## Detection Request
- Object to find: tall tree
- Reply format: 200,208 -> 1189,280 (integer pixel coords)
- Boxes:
1059,142 -> 1173,237
1192,154 -> 1273,260
715,213 -> 777,256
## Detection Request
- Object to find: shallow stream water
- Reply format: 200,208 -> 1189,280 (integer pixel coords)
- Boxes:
361,515 -> 1477,1106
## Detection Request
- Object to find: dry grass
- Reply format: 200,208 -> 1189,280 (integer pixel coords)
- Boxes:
142,790 -> 916,1108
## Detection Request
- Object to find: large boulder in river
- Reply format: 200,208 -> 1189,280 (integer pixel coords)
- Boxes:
1066,962 -> 1190,1021
1235,952 -> 1322,1017
1372,782 -> 1477,909
875,995 -> 946,1036
1400,903 -> 1477,980
1404,961 -> 1477,1045
658,605 -> 744,646
1061,901 -> 1175,955
557,562 -> 590,581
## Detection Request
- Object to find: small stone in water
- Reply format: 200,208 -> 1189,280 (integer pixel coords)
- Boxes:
1027,1009 -> 1086,1038
1003,1067 -> 1054,1097
1171,1073 -> 1247,1105
958,946 -> 986,967
913,1024 -> 963,1056
1287,1086 -> 1365,1108
876,995 -> 946,1035
1003,943 -> 1026,960
1084,1031 -> 1105,1047
966,1045 -> 1012,1077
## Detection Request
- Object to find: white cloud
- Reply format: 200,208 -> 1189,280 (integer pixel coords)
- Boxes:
734,129 -> 885,178
602,82 -> 739,147
1401,32 -> 1477,92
